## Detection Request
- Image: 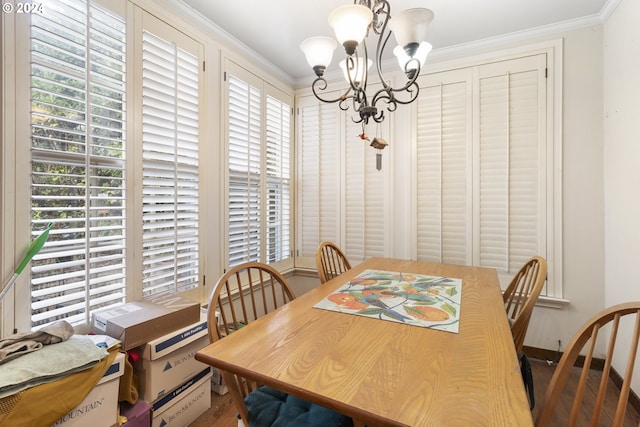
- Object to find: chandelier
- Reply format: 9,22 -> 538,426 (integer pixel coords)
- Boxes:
299,1 -> 434,126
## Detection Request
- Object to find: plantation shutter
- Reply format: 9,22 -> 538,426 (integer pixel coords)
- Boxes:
265,87 -> 292,263
296,95 -> 341,269
30,0 -> 127,327
141,21 -> 201,296
416,69 -> 472,265
227,69 -> 262,267
344,111 -> 391,262
475,55 -> 547,284
416,54 -> 548,291
296,91 -> 391,268
223,61 -> 293,269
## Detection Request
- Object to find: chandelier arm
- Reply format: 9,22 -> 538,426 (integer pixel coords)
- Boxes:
344,56 -> 359,93
311,77 -> 354,105
389,80 -> 420,105
374,0 -> 393,91
360,38 -> 369,94
372,0 -> 390,36
371,88 -> 396,111
350,114 -> 365,124
372,110 -> 385,123
372,80 -> 420,108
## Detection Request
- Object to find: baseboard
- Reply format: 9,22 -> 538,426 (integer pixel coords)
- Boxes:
523,345 -> 640,415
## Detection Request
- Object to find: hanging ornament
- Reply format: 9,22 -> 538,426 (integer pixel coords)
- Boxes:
370,137 -> 388,171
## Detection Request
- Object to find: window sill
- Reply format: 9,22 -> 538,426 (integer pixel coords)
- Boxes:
535,295 -> 570,309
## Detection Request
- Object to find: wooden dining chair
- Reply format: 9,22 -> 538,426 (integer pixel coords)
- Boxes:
206,261 -> 354,427
316,241 -> 352,284
503,256 -> 548,354
535,302 -> 640,427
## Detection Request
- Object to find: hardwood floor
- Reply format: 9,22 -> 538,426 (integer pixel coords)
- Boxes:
189,358 -> 640,426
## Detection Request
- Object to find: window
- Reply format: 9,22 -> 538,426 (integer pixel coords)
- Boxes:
20,0 -> 206,330
140,21 -> 201,296
225,60 -> 293,269
29,0 -> 127,327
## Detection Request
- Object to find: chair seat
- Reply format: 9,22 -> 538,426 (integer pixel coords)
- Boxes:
245,385 -> 354,427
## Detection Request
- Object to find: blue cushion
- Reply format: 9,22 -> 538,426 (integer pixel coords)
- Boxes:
244,385 -> 354,427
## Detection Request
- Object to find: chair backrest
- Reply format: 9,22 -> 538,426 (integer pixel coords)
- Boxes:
206,262 -> 296,425
503,256 -> 547,354
535,302 -> 640,427
207,261 -> 296,342
316,241 -> 352,284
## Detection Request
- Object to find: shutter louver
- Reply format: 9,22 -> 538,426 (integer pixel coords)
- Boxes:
225,65 -> 292,269
478,64 -> 541,275
299,101 -> 321,259
416,55 -> 547,293
142,30 -> 200,296
297,98 -> 341,265
265,94 -> 291,263
30,0 -> 126,327
416,76 -> 470,265
344,118 -> 389,261
297,92 -> 390,268
228,75 -> 261,266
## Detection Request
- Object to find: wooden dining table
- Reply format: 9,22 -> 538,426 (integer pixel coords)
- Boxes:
195,257 -> 534,427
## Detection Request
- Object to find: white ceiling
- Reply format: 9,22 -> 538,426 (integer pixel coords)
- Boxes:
178,0 -> 611,82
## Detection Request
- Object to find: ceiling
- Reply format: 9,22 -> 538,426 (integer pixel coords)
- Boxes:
178,0 -> 610,82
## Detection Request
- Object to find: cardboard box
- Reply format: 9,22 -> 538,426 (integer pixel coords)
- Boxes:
151,368 -> 212,427
51,352 -> 126,427
135,312 -> 210,402
139,310 -> 208,360
90,295 -> 200,350
211,367 -> 228,395
120,400 -> 152,427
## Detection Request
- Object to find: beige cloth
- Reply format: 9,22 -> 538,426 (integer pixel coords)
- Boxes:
0,320 -> 74,365
118,354 -> 139,404
0,349 -> 117,427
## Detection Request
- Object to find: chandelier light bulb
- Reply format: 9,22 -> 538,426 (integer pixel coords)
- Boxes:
339,58 -> 372,85
328,4 -> 373,55
393,41 -> 432,77
300,36 -> 338,77
388,8 -> 434,56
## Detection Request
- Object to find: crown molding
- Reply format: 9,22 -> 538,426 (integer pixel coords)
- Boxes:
167,0 -> 616,90
167,0 -> 295,87
600,0 -> 622,21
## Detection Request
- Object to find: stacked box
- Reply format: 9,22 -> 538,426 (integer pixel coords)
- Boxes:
51,352 -> 126,427
211,367 -> 228,395
151,367 -> 212,427
90,296 -> 201,350
120,400 -> 152,427
134,311 -> 209,402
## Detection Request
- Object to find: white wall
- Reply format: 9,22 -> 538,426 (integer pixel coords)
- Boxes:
604,0 -> 640,306
526,25 -> 606,353
603,0 -> 640,387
